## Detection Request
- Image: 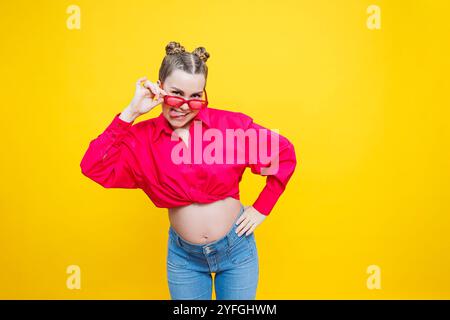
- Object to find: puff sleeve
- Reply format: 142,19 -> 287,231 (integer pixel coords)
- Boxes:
80,113 -> 144,189
239,113 -> 297,216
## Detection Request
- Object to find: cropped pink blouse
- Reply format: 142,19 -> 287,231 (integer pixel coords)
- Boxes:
80,107 -> 297,216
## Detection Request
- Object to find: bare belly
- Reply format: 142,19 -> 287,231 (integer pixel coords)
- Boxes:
168,197 -> 242,245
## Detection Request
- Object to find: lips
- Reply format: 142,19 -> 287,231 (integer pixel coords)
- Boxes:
169,108 -> 189,118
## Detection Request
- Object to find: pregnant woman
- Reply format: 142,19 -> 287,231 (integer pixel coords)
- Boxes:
80,41 -> 297,300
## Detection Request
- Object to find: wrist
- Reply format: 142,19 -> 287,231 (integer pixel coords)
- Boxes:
120,106 -> 140,123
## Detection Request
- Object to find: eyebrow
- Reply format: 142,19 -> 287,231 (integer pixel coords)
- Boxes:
170,87 -> 203,96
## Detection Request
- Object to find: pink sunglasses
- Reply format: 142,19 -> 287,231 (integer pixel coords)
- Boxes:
159,81 -> 208,110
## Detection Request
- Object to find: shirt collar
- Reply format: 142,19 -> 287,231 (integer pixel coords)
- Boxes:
152,107 -> 211,142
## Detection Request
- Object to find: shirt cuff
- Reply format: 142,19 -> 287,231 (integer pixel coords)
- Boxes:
252,183 -> 285,216
106,113 -> 135,131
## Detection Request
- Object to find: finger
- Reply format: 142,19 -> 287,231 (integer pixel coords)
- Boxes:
155,96 -> 164,105
143,82 -> 158,99
146,81 -> 160,97
245,224 -> 256,236
142,88 -> 151,97
238,223 -> 252,237
235,205 -> 250,225
236,217 -> 250,235
142,80 -> 153,91
155,86 -> 167,99
235,211 -> 248,226
151,83 -> 160,99
136,76 -> 147,87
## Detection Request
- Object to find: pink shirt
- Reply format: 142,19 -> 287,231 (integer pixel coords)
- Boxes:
80,107 -> 297,215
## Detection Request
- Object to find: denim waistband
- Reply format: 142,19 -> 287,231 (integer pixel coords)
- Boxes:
169,202 -> 246,254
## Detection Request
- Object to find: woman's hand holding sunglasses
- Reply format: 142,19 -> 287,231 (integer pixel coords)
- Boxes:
120,76 -> 168,122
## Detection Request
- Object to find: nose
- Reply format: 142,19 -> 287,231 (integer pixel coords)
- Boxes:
180,103 -> 190,111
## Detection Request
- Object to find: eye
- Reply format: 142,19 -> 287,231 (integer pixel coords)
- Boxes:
172,91 -> 201,98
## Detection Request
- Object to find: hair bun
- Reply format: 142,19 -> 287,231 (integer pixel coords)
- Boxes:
192,47 -> 210,63
165,41 -> 186,55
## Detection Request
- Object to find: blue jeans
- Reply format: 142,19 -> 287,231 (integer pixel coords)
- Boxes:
167,203 -> 259,300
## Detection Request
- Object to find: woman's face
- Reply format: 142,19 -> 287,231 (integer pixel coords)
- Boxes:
158,69 -> 206,130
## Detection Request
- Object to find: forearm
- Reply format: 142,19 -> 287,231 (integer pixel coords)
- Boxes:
80,111 -> 140,188
248,124 -> 297,216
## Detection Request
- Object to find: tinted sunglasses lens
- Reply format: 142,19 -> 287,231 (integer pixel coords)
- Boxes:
189,100 -> 206,110
165,96 -> 184,108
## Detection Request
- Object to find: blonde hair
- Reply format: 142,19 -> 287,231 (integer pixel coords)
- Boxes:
158,41 -> 210,85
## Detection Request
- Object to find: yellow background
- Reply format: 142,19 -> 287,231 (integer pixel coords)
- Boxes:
1,0 -> 449,299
